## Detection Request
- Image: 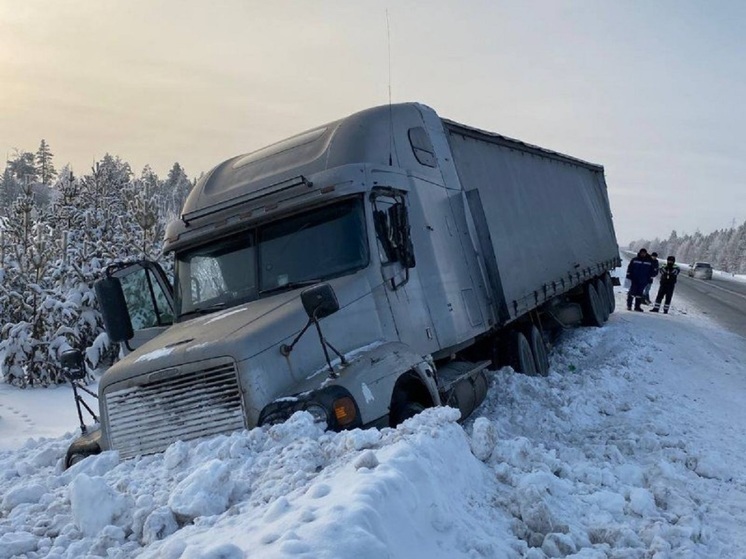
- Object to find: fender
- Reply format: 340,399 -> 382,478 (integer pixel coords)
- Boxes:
287,341 -> 439,426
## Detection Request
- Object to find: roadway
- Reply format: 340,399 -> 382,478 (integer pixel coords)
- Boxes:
673,273 -> 746,340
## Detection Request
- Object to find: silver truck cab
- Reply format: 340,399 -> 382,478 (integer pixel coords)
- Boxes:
64,103 -> 493,465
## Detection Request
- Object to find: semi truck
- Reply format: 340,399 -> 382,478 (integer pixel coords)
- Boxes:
63,102 -> 620,466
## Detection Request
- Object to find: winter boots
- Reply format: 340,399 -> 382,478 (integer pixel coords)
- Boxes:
627,294 -> 643,311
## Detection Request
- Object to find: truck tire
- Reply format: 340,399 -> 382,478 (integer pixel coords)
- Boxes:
510,331 -> 537,375
389,372 -> 432,427
595,278 -> 610,323
390,401 -> 426,426
602,273 -> 615,314
66,453 -> 86,468
582,283 -> 605,327
526,325 -> 549,376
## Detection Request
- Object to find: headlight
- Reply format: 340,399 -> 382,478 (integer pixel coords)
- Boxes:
303,402 -> 330,424
259,386 -> 362,431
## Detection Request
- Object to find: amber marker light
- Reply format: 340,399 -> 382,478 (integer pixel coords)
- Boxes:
334,397 -> 357,426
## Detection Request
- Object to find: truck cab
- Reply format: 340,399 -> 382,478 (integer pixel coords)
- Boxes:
65,103 -> 494,465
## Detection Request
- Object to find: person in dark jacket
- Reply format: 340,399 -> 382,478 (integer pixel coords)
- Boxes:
643,252 -> 659,304
650,256 -> 680,314
626,248 -> 655,311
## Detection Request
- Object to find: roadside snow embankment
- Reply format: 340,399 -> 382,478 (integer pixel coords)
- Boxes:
2,285 -> 746,558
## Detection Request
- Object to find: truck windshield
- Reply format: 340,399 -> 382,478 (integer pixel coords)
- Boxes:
174,197 -> 368,318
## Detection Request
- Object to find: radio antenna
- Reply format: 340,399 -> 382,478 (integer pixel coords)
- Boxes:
386,8 -> 394,166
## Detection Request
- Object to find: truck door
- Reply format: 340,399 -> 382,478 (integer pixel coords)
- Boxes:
108,260 -> 174,352
371,190 -> 439,354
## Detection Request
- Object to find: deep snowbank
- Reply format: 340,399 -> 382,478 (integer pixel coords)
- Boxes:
2,286 -> 746,558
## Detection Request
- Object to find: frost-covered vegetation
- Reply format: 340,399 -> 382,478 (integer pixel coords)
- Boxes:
629,223 -> 746,273
0,142 -> 193,387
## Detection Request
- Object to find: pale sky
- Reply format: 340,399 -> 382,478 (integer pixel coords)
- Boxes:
2,0 -> 744,244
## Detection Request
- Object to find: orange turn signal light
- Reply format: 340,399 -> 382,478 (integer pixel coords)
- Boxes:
333,397 -> 357,426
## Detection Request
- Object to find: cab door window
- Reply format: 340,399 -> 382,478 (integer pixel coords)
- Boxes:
371,190 -> 416,289
371,191 -> 416,269
119,266 -> 174,329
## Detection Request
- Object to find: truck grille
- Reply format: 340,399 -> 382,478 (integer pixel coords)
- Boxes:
104,358 -> 245,459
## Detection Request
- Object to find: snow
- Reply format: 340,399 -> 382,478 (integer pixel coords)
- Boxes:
135,347 -> 175,363
2,284 -> 746,558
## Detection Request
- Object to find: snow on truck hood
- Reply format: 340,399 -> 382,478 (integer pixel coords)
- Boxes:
103,290 -> 304,385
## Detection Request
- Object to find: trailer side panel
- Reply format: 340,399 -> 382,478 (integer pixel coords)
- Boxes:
444,122 -> 619,322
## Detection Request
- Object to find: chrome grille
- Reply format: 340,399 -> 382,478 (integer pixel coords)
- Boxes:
104,358 -> 245,459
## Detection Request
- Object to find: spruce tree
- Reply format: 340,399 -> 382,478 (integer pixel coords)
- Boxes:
35,139 -> 58,186
162,162 -> 194,219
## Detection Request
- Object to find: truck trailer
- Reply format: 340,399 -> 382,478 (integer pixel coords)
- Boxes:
63,102 -> 620,466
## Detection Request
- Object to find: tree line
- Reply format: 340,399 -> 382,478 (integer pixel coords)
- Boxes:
629,222 -> 746,274
0,141 -> 194,387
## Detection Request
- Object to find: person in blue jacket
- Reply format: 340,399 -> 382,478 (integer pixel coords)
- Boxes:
626,248 -> 655,311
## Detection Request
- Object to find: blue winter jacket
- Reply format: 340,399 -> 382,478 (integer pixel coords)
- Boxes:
626,256 -> 655,287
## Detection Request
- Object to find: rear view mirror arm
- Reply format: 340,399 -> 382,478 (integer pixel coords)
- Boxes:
312,314 -> 347,375
280,283 -> 347,375
61,349 -> 99,434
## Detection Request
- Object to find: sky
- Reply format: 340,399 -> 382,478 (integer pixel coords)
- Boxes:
1,0 -> 745,244
2,265 -> 746,558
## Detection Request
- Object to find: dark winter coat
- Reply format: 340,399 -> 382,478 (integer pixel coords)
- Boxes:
651,258 -> 660,278
626,256 -> 655,286
658,264 -> 680,286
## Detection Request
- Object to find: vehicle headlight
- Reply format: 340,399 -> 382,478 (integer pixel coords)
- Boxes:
303,402 -> 330,424
258,386 -> 362,431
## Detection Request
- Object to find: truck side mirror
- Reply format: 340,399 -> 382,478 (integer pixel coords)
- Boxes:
301,283 -> 339,320
94,276 -> 134,343
61,349 -> 86,380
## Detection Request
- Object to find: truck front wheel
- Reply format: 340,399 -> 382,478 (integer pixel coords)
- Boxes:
389,372 -> 432,427
390,401 -> 427,426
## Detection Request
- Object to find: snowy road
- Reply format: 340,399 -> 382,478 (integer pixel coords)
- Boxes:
676,274 -> 746,338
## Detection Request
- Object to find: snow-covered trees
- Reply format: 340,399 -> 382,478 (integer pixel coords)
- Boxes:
631,221 -> 746,274
0,182 -> 58,385
161,162 -> 194,221
0,166 -> 22,209
5,149 -> 38,183
1,148 -> 193,387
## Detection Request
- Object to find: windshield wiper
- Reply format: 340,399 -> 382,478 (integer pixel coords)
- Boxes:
259,279 -> 321,296
178,302 -> 226,320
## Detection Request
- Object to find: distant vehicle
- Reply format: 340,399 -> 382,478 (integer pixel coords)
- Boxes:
62,102 -> 621,467
688,262 -> 713,279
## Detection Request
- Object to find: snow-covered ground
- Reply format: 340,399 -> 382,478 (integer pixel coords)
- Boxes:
2,283 -> 746,558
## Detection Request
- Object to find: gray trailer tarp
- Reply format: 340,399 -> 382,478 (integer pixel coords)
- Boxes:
444,121 -> 619,322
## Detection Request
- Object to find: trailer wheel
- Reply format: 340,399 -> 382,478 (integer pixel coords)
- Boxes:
510,331 -> 537,375
582,283 -> 605,327
595,278 -> 610,323
526,325 -> 549,376
602,273 -> 616,314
